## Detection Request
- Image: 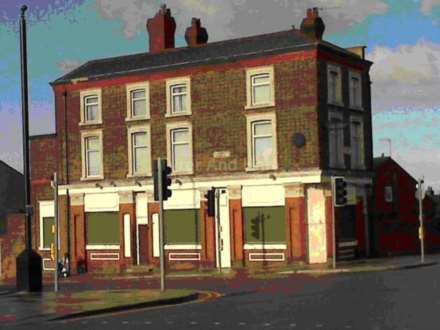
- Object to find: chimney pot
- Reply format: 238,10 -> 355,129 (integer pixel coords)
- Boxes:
300,7 -> 325,40
185,17 -> 208,47
146,5 -> 176,53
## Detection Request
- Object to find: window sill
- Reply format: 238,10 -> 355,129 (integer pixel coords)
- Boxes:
348,105 -> 364,111
125,116 -> 150,122
39,247 -> 50,251
245,166 -> 277,172
244,243 -> 287,250
79,121 -> 102,127
165,112 -> 191,118
171,170 -> 194,176
86,245 -> 120,250
244,103 -> 275,111
327,101 -> 344,108
127,173 -> 151,178
80,175 -> 104,181
164,244 -> 202,250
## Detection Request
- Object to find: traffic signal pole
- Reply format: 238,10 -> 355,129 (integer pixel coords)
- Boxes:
332,198 -> 336,269
157,158 -> 166,291
215,189 -> 222,272
418,178 -> 425,264
51,173 -> 59,292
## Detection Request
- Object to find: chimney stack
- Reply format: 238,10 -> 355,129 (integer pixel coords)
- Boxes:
146,4 -> 176,53
300,7 -> 325,40
185,18 -> 208,47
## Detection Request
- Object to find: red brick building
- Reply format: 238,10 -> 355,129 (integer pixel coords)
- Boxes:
372,156 -> 440,256
30,6 -> 374,274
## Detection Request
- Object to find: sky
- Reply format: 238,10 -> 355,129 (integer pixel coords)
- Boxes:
1,0 -> 440,190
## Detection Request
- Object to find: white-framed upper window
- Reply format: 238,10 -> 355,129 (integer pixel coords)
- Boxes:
126,82 -> 149,120
328,112 -> 344,168
246,112 -> 278,170
166,122 -> 193,174
80,89 -> 102,125
166,77 -> 191,116
350,117 -> 364,169
327,64 -> 342,105
127,124 -> 151,177
349,71 -> 362,109
384,186 -> 393,203
38,201 -> 54,251
246,66 -> 275,109
81,129 -> 103,180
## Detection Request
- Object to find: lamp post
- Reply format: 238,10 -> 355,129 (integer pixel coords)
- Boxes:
16,5 -> 43,292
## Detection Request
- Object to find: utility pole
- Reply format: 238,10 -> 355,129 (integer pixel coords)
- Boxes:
16,5 -> 42,292
51,173 -> 59,292
418,178 -> 425,264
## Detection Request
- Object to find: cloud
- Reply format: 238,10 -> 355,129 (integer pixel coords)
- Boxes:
57,59 -> 83,74
421,0 -> 440,15
368,40 -> 440,112
94,0 -> 388,41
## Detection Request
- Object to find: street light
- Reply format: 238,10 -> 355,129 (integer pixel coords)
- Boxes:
15,5 -> 43,292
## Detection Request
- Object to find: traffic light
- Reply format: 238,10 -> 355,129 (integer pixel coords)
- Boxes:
205,188 -> 215,217
250,217 -> 261,239
153,159 -> 173,201
333,177 -> 347,207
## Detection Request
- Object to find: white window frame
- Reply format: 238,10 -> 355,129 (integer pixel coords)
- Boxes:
127,124 -> 151,177
38,201 -> 54,251
126,82 -> 150,121
328,111 -> 345,168
246,112 -> 278,171
349,71 -> 363,110
245,66 -> 275,109
384,186 -> 393,203
81,129 -> 104,180
166,121 -> 193,175
166,77 -> 191,117
350,116 -> 365,169
80,89 -> 102,125
327,64 -> 342,106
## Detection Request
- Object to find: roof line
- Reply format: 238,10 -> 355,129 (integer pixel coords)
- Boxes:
52,42 -> 315,85
0,160 -> 23,176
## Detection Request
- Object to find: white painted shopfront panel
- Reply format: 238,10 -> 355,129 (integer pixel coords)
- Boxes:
163,189 -> 200,210
84,193 -> 119,212
135,193 -> 148,224
242,185 -> 285,207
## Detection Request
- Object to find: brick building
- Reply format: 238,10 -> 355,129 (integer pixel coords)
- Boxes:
30,6 -> 374,274
371,156 -> 440,256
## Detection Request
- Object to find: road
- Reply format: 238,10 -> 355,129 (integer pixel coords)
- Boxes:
6,263 -> 440,330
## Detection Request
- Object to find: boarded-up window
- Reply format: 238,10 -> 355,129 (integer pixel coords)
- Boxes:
43,217 -> 55,249
86,212 -> 120,245
164,209 -> 200,244
244,207 -> 285,243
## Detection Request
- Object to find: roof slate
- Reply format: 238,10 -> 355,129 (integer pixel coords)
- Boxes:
52,29 -> 367,85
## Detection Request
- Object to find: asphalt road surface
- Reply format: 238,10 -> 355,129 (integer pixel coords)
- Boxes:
7,263 -> 440,330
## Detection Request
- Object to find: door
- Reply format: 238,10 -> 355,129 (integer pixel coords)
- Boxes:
216,188 -> 231,268
307,187 -> 328,264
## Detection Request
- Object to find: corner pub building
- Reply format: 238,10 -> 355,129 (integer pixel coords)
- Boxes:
30,6 -> 374,274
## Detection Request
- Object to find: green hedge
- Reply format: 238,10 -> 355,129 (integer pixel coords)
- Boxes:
244,206 -> 285,244
86,212 -> 120,245
164,209 -> 200,244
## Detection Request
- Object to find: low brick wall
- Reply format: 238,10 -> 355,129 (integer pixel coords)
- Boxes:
0,213 -> 25,280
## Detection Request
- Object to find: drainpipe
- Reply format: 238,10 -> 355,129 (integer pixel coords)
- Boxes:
63,90 -> 71,262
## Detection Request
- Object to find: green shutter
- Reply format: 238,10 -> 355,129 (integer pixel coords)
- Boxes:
164,209 -> 200,244
43,217 -> 55,249
86,212 -> 120,245
244,206 -> 285,244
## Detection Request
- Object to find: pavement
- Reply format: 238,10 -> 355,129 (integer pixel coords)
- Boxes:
0,253 -> 437,328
